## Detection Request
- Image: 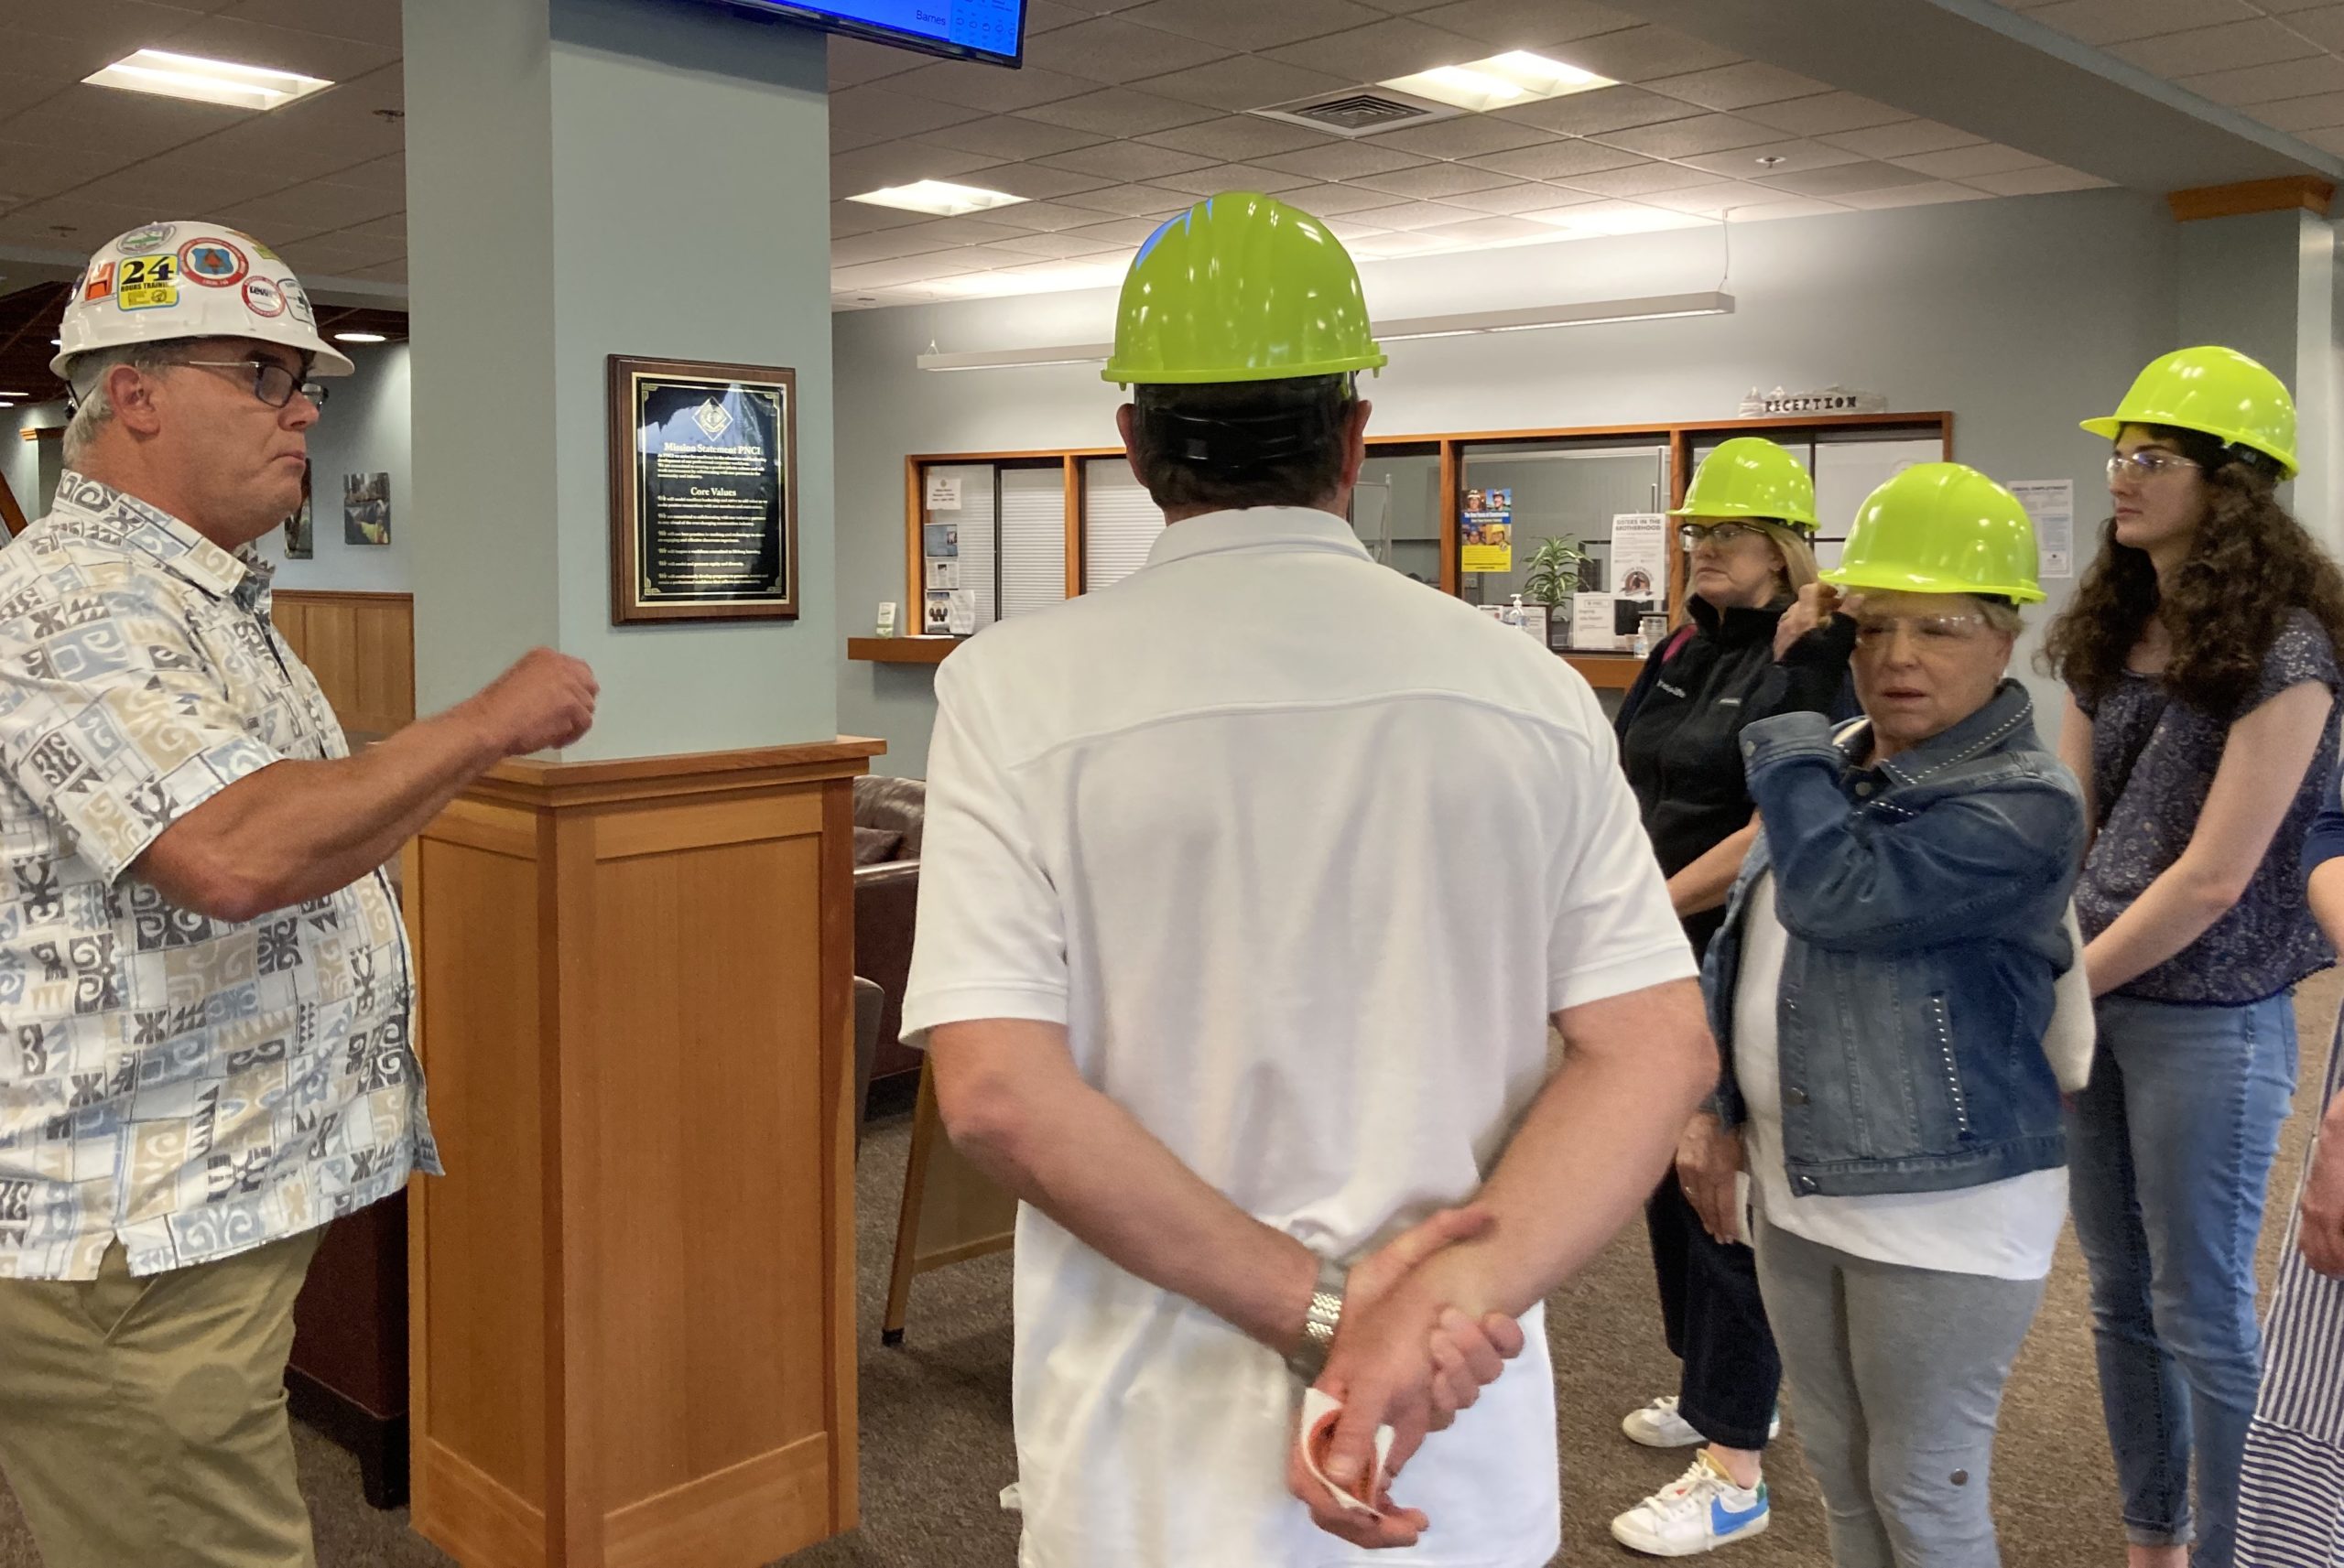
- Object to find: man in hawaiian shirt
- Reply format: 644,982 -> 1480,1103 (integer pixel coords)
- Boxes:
0,222 -> 598,1567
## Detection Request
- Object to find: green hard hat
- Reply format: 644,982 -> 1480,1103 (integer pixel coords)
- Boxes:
1824,463 -> 2044,604
2081,344 -> 2298,478
1101,191 -> 1388,387
1671,437 -> 1819,530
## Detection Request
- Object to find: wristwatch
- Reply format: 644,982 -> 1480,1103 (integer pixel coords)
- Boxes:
1286,1254 -> 1349,1385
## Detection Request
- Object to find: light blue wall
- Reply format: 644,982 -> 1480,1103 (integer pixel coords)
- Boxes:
835,189 -> 2187,778
251,341 -> 414,591
2,404 -> 66,524
406,0 -> 837,759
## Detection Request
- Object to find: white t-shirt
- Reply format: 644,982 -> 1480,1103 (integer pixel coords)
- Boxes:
1734,874 -> 2080,1281
902,508 -> 1696,1568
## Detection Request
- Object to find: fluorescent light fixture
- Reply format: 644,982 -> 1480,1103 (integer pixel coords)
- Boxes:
332,331 -> 387,343
916,292 -> 1732,370
1381,51 -> 1612,114
0,393 -> 27,400
847,179 -> 1027,217
83,49 -> 332,112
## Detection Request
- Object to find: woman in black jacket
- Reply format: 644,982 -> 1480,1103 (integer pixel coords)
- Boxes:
1609,437 -> 1855,1559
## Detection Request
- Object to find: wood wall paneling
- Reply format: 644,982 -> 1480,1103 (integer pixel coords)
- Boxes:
273,589 -> 416,739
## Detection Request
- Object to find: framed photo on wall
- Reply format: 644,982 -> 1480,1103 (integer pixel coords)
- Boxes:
608,353 -> 798,624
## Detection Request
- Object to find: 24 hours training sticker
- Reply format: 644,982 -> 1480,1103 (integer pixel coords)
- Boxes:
116,254 -> 179,311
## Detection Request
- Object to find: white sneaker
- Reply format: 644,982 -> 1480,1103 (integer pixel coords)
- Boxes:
1622,1395 -> 1705,1447
1621,1395 -> 1784,1448
1610,1453 -> 1772,1558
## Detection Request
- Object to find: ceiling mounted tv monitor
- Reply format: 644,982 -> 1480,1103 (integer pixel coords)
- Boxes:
705,0 -> 1026,67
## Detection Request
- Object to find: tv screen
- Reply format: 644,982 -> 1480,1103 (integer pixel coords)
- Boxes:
712,0 -> 1026,67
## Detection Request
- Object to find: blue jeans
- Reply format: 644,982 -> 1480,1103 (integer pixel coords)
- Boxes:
2068,991 -> 2299,1568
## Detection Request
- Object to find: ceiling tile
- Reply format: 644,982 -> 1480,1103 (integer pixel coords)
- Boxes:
1638,178 -> 1796,213
1350,198 -> 1485,229
2296,124 -> 2344,155
1554,159 -> 1720,197
1347,161 -> 1514,197
1891,143 -> 2052,179
2179,55 -> 2344,105
892,60 -> 1101,113
1054,181 -> 1203,216
1319,215 -> 1394,240
1738,91 -> 1910,136
1554,25 -> 1742,82
325,152 -> 402,192
0,82 -> 249,155
829,143 -> 1002,194
953,161 -> 1122,199
1439,180 -> 1598,213
975,198 -> 1129,230
1135,114 -> 1333,161
1025,0 -> 1089,30
1809,179 -> 1993,211
897,214 -> 1046,247
1117,0 -> 1384,52
1257,139 -> 1432,179
1260,16 -> 1486,81
1677,138 -> 1864,177
1409,0 -> 1639,51
1058,215 -> 1179,246
67,158 -> 287,214
2024,0 -> 2255,47
832,254 -> 994,289
1464,137 -> 1645,178
1959,164 -> 2114,195
913,114 -> 1111,161
1597,112 -> 1778,157
829,36 -> 925,88
1151,160 -> 1322,194
1015,89 -> 1221,135
212,178 -> 402,239
2111,20 -> 2320,77
1493,84 -> 1704,135
1411,213 -> 1557,243
1025,16 -> 1232,82
2277,5 -> 2344,49
2248,90 -> 2344,130
1274,181 -> 1421,214
1759,161 -> 1941,198
1035,140 -> 1220,179
111,13 -> 400,80
984,228 -> 1127,258
0,140 -> 131,204
1128,55 -> 1354,112
1642,61 -> 1831,112
1367,114 -> 1555,158
1820,119 -> 1987,158
1349,230 -> 1464,257
220,0 -> 403,48
830,86 -> 989,142
830,200 -> 929,236
831,230 -> 960,266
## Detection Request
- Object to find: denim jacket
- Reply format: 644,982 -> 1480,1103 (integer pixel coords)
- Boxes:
1705,680 -> 2087,1197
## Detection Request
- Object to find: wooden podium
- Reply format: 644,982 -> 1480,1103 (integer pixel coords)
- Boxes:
403,740 -> 881,1568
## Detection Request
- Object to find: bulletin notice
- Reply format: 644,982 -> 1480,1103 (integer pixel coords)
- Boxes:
608,354 -> 799,623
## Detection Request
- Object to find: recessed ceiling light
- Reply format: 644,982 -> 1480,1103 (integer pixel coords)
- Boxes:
847,180 -> 1027,217
332,331 -> 387,343
83,49 -> 332,112
1380,52 -> 1612,114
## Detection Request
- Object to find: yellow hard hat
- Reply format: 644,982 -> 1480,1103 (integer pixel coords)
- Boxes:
1671,437 -> 1819,531
2081,345 -> 2297,478
1824,463 -> 2044,604
1101,192 -> 1387,387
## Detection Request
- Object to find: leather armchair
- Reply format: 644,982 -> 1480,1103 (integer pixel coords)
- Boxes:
852,777 -> 926,1086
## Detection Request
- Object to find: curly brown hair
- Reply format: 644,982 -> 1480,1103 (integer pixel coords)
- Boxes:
2043,426 -> 2344,718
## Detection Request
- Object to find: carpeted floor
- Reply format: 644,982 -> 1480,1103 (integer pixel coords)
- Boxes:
3,973 -> 2338,1566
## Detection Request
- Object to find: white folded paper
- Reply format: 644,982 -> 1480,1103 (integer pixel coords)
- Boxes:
1297,1387 -> 1396,1518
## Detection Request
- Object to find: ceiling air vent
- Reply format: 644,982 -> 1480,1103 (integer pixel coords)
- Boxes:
1251,86 -> 1460,138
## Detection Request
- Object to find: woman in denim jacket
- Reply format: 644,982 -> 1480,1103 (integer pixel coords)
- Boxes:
1698,465 -> 2092,1568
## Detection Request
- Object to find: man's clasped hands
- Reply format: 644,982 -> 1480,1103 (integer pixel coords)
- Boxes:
1286,1206 -> 1525,1551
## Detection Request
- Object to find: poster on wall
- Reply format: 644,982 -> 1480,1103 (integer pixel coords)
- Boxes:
2009,480 -> 2075,579
342,470 -> 389,546
282,461 -> 312,559
606,353 -> 798,624
1611,513 -> 1668,607
923,523 -> 959,558
1460,486 -> 1513,574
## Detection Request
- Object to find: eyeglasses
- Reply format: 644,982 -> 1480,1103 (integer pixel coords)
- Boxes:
172,357 -> 311,409
2107,450 -> 2199,483
1852,614 -> 1991,647
1678,521 -> 1767,550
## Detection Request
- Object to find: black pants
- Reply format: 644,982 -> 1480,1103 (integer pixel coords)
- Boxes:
1644,1165 -> 1782,1451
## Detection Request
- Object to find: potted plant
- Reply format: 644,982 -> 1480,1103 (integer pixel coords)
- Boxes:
1522,536 -> 1590,652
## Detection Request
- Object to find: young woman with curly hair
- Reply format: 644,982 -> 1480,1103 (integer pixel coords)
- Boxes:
2045,346 -> 2344,1568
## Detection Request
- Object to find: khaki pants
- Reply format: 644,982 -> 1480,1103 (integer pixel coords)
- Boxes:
0,1229 -> 323,1568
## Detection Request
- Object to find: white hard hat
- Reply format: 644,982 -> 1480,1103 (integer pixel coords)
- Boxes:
50,221 -> 357,383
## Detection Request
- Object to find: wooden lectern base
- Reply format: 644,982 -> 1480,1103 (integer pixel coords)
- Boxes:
404,739 -> 881,1568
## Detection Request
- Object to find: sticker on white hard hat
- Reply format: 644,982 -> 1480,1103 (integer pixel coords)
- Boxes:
117,222 -> 175,255
116,254 -> 179,312
81,263 -> 114,305
241,276 -> 286,318
179,237 -> 248,288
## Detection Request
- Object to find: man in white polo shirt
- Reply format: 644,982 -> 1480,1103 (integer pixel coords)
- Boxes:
901,192 -> 1717,1567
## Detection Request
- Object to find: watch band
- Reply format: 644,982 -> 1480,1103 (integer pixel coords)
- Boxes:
1285,1254 -> 1349,1385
